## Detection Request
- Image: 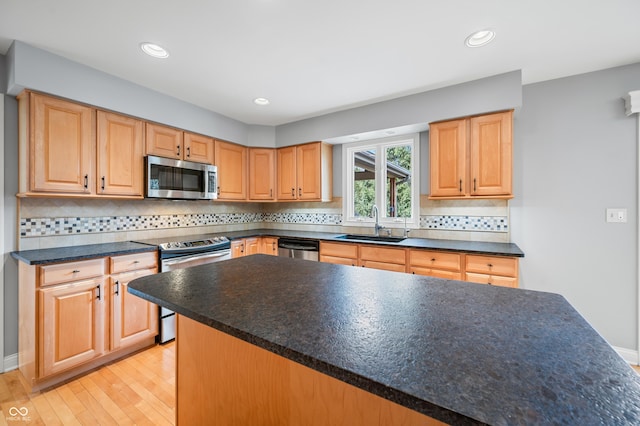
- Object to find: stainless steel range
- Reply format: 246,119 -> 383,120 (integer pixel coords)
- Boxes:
158,236 -> 231,343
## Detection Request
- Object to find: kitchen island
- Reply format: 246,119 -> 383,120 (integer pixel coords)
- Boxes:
129,255 -> 640,425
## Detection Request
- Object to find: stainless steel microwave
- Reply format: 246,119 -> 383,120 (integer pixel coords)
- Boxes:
145,155 -> 217,200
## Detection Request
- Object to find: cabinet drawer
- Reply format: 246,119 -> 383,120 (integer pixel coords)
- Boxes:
409,250 -> 461,272
410,267 -> 462,281
465,255 -> 518,277
465,272 -> 518,288
359,245 -> 406,265
39,258 -> 107,287
320,255 -> 357,266
320,242 -> 358,259
361,261 -> 407,273
111,252 -> 158,274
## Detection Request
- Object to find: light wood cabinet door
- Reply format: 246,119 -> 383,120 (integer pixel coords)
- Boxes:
30,93 -> 95,194
245,237 -> 260,256
215,140 -> 247,200
429,118 -> 466,197
231,240 -> 246,258
146,123 -> 183,159
320,242 -> 358,266
249,148 -> 276,200
261,237 -> 279,256
297,143 -> 322,200
97,111 -> 144,197
469,111 -> 512,196
184,132 -> 214,164
39,278 -> 106,377
111,268 -> 158,350
276,146 -> 297,200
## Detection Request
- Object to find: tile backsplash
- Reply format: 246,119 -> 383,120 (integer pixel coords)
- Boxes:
18,196 -> 510,249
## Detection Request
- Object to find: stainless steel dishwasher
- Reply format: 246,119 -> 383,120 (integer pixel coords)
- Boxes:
277,238 -> 319,261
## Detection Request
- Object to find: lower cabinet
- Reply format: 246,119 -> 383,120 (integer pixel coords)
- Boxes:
464,254 -> 518,288
408,250 -> 463,280
39,277 -> 106,377
20,251 -> 158,391
232,237 -> 278,258
110,253 -> 159,350
319,242 -> 519,287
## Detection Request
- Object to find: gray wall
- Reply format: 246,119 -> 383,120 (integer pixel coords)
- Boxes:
3,95 -> 18,358
276,71 -> 522,146
6,41 -> 250,145
511,62 -> 640,351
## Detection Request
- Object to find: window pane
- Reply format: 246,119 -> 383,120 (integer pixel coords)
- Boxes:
353,149 -> 376,217
385,145 -> 412,218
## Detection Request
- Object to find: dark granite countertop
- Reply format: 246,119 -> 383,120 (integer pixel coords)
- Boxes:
135,228 -> 525,257
129,255 -> 640,425
11,241 -> 157,265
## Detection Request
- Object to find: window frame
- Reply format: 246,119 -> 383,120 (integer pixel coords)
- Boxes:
342,133 -> 420,229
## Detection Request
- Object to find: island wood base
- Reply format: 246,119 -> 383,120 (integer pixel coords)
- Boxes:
176,315 -> 444,425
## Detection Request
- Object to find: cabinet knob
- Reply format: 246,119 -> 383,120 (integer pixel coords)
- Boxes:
431,258 -> 436,262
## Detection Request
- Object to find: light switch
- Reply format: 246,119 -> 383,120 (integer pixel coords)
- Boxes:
606,208 -> 627,223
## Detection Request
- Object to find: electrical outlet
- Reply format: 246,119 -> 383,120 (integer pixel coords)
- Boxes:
606,208 -> 627,223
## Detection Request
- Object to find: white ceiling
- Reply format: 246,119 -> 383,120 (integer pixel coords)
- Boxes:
1,0 -> 639,126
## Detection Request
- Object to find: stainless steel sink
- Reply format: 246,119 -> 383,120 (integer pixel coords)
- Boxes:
335,234 -> 406,243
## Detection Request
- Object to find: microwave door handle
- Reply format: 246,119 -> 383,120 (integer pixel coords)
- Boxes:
162,250 -> 231,266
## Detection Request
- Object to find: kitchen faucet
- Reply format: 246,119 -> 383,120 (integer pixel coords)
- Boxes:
371,205 -> 384,236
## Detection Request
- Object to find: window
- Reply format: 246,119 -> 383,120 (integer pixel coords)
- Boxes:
343,134 -> 420,229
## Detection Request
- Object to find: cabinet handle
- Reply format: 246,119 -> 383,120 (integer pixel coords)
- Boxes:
217,186 -> 220,196
115,280 -> 120,296
272,242 -> 276,251
177,145 -> 181,157
72,269 -> 80,273
459,179 -> 462,192
431,258 -> 436,262
101,176 -> 105,191
298,187 -> 302,197
488,263 -> 493,268
291,188 -> 295,196
84,175 -> 88,189
473,178 -> 477,192
96,285 -> 102,300
186,146 -> 190,158
270,189 -> 273,197
133,260 -> 140,264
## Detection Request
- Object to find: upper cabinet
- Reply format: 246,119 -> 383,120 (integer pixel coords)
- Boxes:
145,123 -> 182,159
19,92 -> 143,198
249,148 -> 276,201
215,140 -> 247,200
146,123 -> 214,165
277,142 -> 332,202
184,132 -> 214,164
26,92 -> 96,194
97,111 -> 144,197
429,110 -> 513,199
17,91 -> 332,203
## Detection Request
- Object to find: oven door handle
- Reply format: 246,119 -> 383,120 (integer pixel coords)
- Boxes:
162,250 -> 231,267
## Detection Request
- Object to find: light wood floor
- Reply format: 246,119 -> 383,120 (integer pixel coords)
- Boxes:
0,343 -> 637,425
0,342 -> 176,425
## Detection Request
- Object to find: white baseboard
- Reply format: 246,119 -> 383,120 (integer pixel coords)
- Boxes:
614,346 -> 638,365
3,353 -> 18,372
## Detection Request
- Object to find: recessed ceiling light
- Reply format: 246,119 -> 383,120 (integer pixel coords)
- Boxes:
140,42 -> 169,59
465,30 -> 495,48
254,97 -> 270,106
